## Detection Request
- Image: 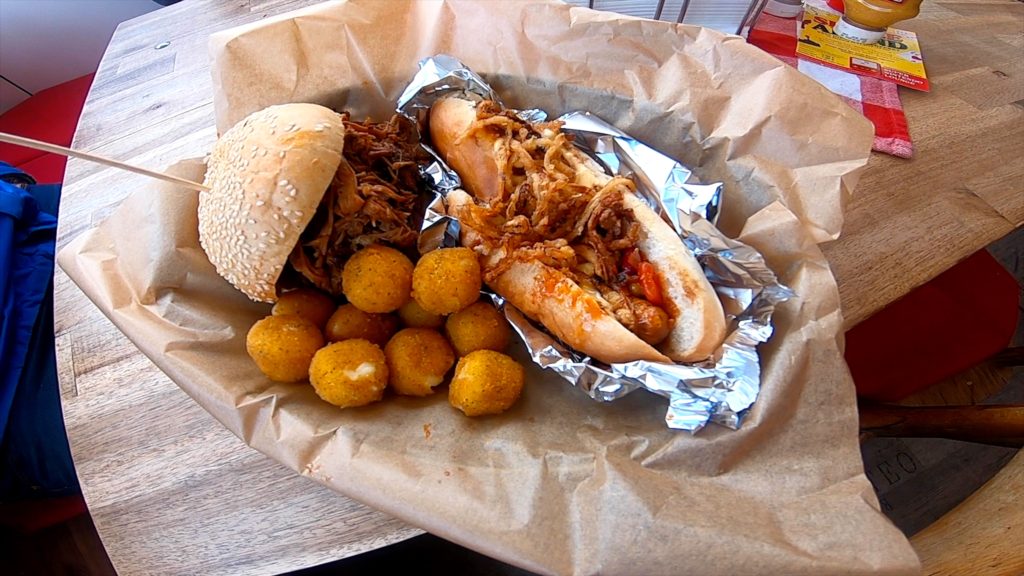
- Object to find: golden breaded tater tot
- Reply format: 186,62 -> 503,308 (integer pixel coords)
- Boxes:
449,350 -> 524,416
272,288 -> 335,330
397,299 -> 445,329
411,247 -> 481,315
309,339 -> 388,408
246,314 -> 325,383
324,304 -> 398,346
445,301 -> 511,356
342,244 -> 414,313
384,328 -> 455,396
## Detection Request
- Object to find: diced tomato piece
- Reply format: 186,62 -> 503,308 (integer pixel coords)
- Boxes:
638,262 -> 663,306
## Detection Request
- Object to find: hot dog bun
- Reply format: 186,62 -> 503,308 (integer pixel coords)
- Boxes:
430,97 -> 609,194
622,192 -> 726,361
448,190 -> 671,363
430,98 -> 504,203
431,97 -> 726,363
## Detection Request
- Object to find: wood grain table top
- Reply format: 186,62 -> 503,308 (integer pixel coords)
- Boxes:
53,1 -> 1023,574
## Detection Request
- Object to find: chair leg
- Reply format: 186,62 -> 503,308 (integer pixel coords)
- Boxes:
991,347 -> 1024,367
858,403 -> 1024,448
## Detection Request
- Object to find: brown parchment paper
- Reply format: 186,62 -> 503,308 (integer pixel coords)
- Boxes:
58,1 -> 921,574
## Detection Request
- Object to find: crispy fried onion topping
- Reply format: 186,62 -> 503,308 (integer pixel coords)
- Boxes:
289,114 -> 427,295
455,101 -> 670,345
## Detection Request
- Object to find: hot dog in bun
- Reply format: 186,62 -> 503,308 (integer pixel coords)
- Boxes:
199,103 -> 427,302
429,97 -> 726,363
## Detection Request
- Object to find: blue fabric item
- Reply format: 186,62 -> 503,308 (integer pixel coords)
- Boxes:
0,162 -> 78,499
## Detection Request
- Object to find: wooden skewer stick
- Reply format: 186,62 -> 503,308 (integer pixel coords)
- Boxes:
0,131 -> 209,192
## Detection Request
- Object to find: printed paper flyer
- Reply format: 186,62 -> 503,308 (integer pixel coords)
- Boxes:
797,6 -> 930,91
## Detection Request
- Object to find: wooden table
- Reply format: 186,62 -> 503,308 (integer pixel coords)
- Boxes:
54,1 -> 1023,574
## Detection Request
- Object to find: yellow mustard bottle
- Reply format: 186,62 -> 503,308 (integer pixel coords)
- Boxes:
835,0 -> 923,43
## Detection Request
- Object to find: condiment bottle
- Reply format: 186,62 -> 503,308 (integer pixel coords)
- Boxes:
835,0 -> 923,44
763,0 -> 804,18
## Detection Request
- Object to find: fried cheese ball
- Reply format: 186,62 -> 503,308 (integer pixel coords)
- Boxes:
411,247 -> 482,315
445,300 -> 512,356
397,299 -> 445,329
449,350 -> 525,417
246,314 -> 325,383
324,303 -> 398,347
272,288 -> 335,330
384,328 -> 455,396
341,244 -> 414,313
309,339 -> 388,408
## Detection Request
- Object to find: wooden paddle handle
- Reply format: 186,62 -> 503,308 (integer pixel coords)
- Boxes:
859,404 -> 1024,447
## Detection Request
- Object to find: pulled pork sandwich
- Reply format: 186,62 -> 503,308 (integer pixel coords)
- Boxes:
199,103 -> 428,303
429,97 -> 726,363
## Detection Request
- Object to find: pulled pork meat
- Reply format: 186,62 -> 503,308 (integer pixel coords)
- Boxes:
289,114 -> 428,296
454,102 -> 671,346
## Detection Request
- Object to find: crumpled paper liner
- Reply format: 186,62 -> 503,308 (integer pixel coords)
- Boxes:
58,1 -> 920,574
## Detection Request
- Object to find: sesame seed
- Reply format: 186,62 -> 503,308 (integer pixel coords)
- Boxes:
255,200 -> 265,207
278,179 -> 289,187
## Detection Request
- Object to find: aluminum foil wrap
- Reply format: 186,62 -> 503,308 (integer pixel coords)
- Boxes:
397,55 -> 793,432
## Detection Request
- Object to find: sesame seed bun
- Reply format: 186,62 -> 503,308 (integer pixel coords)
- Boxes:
199,103 -> 346,303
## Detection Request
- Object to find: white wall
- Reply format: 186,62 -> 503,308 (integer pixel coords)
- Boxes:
0,0 -> 161,113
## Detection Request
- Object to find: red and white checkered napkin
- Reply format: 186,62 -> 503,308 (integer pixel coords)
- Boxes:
747,11 -> 913,158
